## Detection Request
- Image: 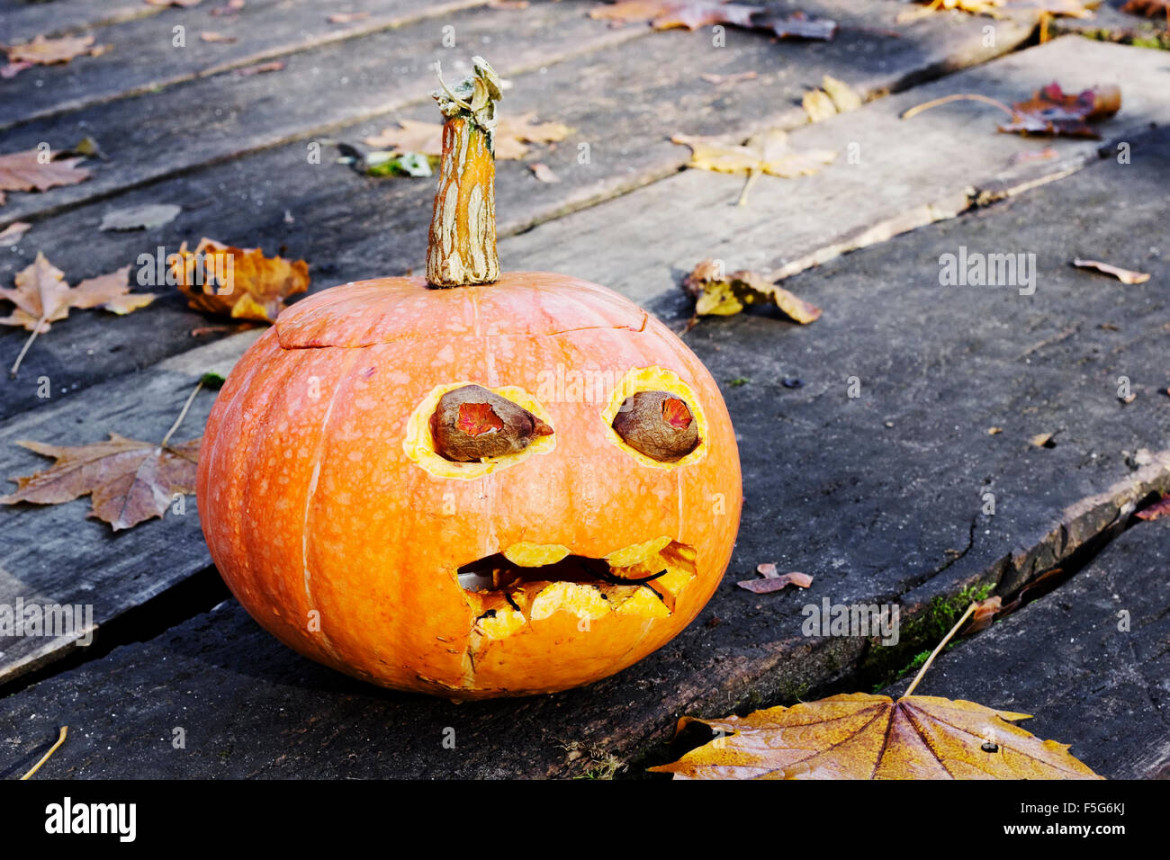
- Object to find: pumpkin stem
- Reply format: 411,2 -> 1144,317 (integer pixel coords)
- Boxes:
426,57 -> 502,288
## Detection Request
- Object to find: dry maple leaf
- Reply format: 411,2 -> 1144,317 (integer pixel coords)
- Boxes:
672,129 -> 835,205
590,0 -> 762,30
650,692 -> 1102,779
170,238 -> 309,323
1,254 -> 156,376
1,434 -> 200,531
2,34 -> 108,78
683,258 -> 822,323
0,149 -> 91,205
363,113 -> 568,160
998,83 -> 1120,138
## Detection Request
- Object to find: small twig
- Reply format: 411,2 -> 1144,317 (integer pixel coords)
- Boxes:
21,726 -> 68,780
160,379 -> 204,448
903,602 -> 977,698
901,93 -> 1016,122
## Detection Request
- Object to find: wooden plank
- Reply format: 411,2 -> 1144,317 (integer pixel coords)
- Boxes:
0,76 -> 1167,768
0,1 -> 1034,419
1,0 -> 163,45
0,0 -> 647,227
0,0 -> 495,130
501,37 -> 1170,313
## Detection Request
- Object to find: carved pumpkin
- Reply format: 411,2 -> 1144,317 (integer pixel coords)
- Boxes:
197,59 -> 742,698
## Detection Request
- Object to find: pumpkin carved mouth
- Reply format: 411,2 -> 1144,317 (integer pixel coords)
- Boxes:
458,538 -> 698,638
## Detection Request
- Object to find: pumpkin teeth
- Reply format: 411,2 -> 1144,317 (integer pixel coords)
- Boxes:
458,540 -> 697,631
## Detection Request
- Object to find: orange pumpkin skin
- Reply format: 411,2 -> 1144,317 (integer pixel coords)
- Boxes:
198,272 -> 741,699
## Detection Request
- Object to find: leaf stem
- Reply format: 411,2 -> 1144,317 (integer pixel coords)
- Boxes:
901,93 -> 1016,122
736,167 -> 762,207
161,380 -> 204,448
903,601 -> 977,697
21,726 -> 67,780
9,318 -> 45,378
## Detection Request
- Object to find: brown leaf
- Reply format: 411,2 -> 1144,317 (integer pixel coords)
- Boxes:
4,34 -> 107,70
0,433 -> 200,531
1121,0 -> 1170,16
650,692 -> 1102,779
170,238 -> 309,323
0,149 -> 91,201
1072,259 -> 1150,284
901,0 -> 1097,21
738,564 -> 813,593
0,254 -> 154,337
999,83 -> 1120,139
1136,495 -> 1170,522
962,596 -> 1002,635
1029,432 -> 1056,448
362,118 -> 445,153
683,258 -> 822,323
590,1 -> 762,30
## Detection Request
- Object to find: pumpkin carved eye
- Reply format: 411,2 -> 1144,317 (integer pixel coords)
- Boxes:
611,390 -> 701,462
431,384 -> 553,462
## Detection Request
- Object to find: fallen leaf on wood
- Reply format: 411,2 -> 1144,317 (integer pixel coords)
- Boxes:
904,83 -> 1119,139
900,0 -> 1098,22
200,31 -> 238,43
211,0 -> 245,15
0,223 -> 31,248
683,258 -> 822,322
529,162 -> 560,183
700,70 -> 757,85
821,75 -> 862,112
1,254 -> 155,375
234,60 -> 284,76
99,203 -> 182,232
327,11 -> 370,23
738,563 -> 813,593
1121,0 -> 1170,17
672,128 -> 835,205
650,692 -> 1101,778
962,595 -> 1002,635
1,433 -> 200,530
802,89 -> 836,123
2,34 -> 108,78
363,118 -> 445,153
363,113 -> 568,160
987,426 -> 1003,435
0,148 -> 91,205
999,83 -> 1120,138
170,238 -> 308,322
1072,259 -> 1150,284
1029,432 -> 1056,448
1136,495 -> 1170,521
590,0 -> 762,30
753,11 -> 837,39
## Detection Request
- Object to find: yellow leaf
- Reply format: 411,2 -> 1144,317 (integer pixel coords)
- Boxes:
651,692 -> 1102,779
